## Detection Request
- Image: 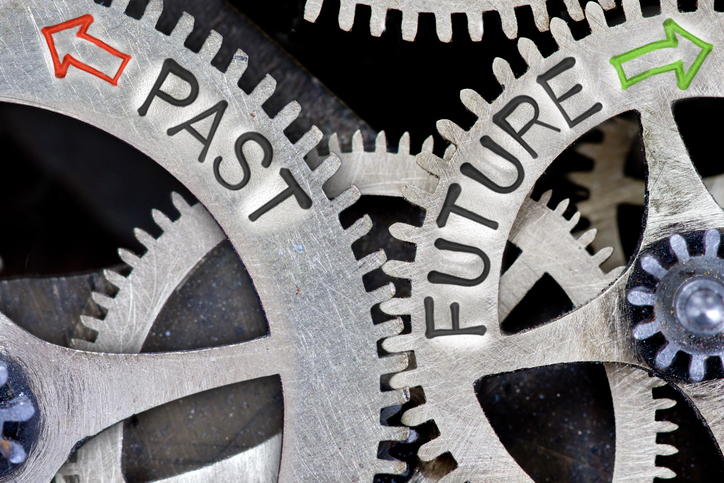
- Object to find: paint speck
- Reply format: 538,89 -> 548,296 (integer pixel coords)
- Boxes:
293,243 -> 304,253
165,331 -> 171,337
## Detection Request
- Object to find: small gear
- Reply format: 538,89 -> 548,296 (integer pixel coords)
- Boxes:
0,361 -> 35,467
381,1 -> 724,480
54,193 -> 279,482
304,0 -> 615,42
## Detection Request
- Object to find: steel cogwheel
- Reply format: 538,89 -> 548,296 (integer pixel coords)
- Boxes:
320,132 -> 678,480
0,0 -> 409,480
303,0 -> 617,42
380,0 -> 724,481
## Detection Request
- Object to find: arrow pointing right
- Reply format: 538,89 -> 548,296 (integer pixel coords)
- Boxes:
610,18 -> 713,91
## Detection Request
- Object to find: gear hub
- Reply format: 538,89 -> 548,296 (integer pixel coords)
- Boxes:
628,229 -> 724,381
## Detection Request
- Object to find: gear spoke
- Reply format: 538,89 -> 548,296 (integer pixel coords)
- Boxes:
639,107 -> 724,244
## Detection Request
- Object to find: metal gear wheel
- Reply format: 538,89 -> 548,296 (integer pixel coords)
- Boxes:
54,193 -> 281,483
303,0 -> 616,42
0,0 -> 409,481
381,1 -> 724,480
320,132 -> 678,480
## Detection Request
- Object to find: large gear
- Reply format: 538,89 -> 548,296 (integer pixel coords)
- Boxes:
321,133 -> 678,480
0,0 -> 409,481
303,0 -> 615,42
382,1 -> 724,481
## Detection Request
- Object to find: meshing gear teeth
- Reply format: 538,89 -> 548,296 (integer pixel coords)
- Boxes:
380,0 -> 724,480
321,132 -> 678,480
303,0 -> 616,42
569,116 -> 724,271
54,194 -> 280,483
0,0 -> 408,480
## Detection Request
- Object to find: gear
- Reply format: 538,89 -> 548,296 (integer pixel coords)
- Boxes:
0,0 -> 408,480
0,360 -> 35,467
303,0 -> 615,42
54,194 -> 279,482
381,1 -> 724,480
570,116 -> 724,271
320,128 -> 678,480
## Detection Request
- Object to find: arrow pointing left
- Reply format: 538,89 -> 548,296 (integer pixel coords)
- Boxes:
41,14 -> 132,86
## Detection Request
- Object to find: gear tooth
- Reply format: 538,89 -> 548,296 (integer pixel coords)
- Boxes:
226,49 -> 250,80
598,0 -> 616,9
436,119 -> 466,145
577,229 -> 598,247
567,211 -> 581,229
657,444 -> 679,456
622,0 -> 644,20
466,12 -> 483,42
272,101 -> 302,131
460,89 -> 488,118
416,151 -> 444,177
550,17 -> 575,49
151,209 -> 173,232
443,144 -> 456,161
538,190 -> 553,206
295,126 -> 323,158
170,12 -> 195,43
401,10 -> 419,41
655,397 -> 677,411
375,131 -> 388,152
660,0 -> 680,16
518,37 -> 544,67
418,438 -> 446,461
401,184 -> 431,209
653,466 -> 677,480
358,250 -> 387,274
383,260 -> 415,279
658,420 -> 679,433
381,425 -> 410,443
313,154 -> 341,188
655,344 -> 678,369
528,0 -> 550,31
369,5 -> 387,37
690,355 -> 706,382
498,6 -> 518,39
435,13 -> 453,42
492,57 -> 515,87
134,228 -> 156,250
91,292 -> 115,310
80,315 -> 103,332
562,0 -> 584,21
103,269 -> 127,289
382,333 -> 414,354
142,0 -> 163,24
389,222 -> 419,244
346,215 -> 373,242
171,192 -> 191,213
369,282 -> 396,302
401,405 -> 433,427
585,1 -> 608,34
352,130 -> 364,152
118,248 -> 141,268
554,198 -> 570,215
249,75 -> 277,106
398,132 -> 411,156
329,132 -> 342,154
376,318 -> 405,340
700,0 -> 716,11
381,387 -> 410,408
380,297 -> 412,316
110,0 -> 131,13
381,353 -> 410,375
338,0 -> 357,31
389,368 -> 421,389
421,135 -> 435,153
331,185 -> 361,213
592,246 -> 614,265
198,30 -> 223,63
374,458 -> 406,476
303,0 -> 324,22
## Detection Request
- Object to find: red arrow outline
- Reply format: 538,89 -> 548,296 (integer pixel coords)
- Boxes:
41,14 -> 132,86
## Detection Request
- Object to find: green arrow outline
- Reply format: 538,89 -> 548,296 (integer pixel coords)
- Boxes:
610,18 -> 713,90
